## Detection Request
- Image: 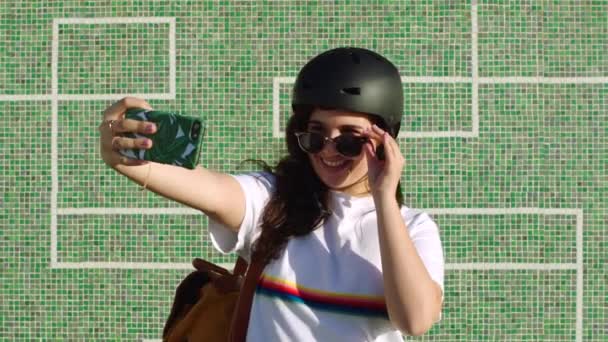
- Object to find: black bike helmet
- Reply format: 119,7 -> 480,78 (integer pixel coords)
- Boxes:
292,47 -> 404,137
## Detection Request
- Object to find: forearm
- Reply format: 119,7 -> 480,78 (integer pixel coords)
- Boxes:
374,194 -> 442,336
112,162 -> 245,231
113,161 -> 205,206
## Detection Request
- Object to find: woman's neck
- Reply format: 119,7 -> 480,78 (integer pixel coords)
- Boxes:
333,174 -> 371,197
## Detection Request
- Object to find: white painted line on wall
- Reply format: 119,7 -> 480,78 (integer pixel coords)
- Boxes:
575,210 -> 584,342
401,76 -> 472,83
54,262 -> 193,270
168,17 -> 177,99
400,130 -> 478,138
50,20 -> 60,268
56,93 -> 176,101
272,77 -> 287,138
54,17 -> 175,25
470,0 -> 480,138
446,262 -> 577,271
58,207 -> 201,215
0,94 -> 54,101
54,261 -> 235,271
0,94 -> 177,101
424,207 -> 582,216
480,76 -> 608,84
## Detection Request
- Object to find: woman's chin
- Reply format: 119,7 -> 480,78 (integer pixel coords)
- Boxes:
317,168 -> 368,195
313,160 -> 351,186
310,155 -> 369,194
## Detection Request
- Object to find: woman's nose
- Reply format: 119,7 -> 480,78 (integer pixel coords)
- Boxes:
320,134 -> 340,155
322,141 -> 338,155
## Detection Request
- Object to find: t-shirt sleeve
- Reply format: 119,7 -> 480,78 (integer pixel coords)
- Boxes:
207,172 -> 274,262
404,211 -> 445,294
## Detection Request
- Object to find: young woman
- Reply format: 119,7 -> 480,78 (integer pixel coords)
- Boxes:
99,47 -> 444,340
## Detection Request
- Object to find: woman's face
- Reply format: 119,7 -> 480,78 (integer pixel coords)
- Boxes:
304,108 -> 376,196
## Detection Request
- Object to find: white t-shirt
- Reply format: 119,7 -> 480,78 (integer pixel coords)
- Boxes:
209,172 -> 444,341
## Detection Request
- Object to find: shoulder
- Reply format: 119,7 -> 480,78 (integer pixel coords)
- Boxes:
232,171 -> 276,191
231,172 -> 276,200
399,206 -> 439,234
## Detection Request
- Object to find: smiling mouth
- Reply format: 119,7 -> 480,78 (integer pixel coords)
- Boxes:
320,158 -> 349,168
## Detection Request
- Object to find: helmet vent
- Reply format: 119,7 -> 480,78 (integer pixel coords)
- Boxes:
341,87 -> 361,95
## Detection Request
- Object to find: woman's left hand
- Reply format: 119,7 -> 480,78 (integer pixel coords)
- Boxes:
363,125 -> 405,199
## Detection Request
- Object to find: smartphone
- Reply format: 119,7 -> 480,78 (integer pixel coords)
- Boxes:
119,108 -> 205,169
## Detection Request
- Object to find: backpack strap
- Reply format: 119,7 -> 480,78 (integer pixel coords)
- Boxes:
191,257 -> 231,276
229,257 -> 266,342
232,256 -> 249,276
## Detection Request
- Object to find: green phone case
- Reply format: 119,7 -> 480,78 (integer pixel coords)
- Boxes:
119,108 -> 205,169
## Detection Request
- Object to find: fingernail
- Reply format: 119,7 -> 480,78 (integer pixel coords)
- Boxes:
145,124 -> 155,133
142,139 -> 151,147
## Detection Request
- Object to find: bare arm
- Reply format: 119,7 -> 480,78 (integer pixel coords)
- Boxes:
363,125 -> 442,335
374,195 -> 443,336
99,97 -> 244,232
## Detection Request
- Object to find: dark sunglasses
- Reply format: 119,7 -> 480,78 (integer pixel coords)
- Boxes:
294,132 -> 370,157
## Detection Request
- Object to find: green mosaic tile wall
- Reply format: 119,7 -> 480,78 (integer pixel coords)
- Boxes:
1,0 -> 606,340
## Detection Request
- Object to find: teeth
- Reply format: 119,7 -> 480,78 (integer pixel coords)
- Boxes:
322,159 -> 347,167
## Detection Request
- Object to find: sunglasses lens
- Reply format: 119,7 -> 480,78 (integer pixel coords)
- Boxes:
297,132 -> 324,153
335,135 -> 366,157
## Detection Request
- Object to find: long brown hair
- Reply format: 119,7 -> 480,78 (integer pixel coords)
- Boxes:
250,106 -> 404,265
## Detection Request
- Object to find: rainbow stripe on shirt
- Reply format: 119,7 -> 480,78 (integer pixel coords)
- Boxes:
256,274 -> 389,318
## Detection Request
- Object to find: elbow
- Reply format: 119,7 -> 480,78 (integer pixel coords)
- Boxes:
398,318 -> 434,337
404,322 -> 433,337
391,306 -> 440,337
388,283 -> 443,336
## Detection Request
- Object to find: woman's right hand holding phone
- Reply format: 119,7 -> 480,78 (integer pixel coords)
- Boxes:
98,97 -> 156,168
98,97 -> 245,233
